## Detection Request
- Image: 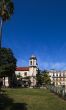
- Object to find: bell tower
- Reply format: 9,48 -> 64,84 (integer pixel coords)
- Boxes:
29,55 -> 38,87
29,55 -> 37,67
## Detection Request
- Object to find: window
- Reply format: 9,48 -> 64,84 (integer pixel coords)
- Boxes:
59,73 -> 61,77
56,73 -> 58,77
53,73 -> 54,77
63,73 -> 65,77
60,82 -> 61,85
30,61 -> 32,65
24,72 -> 27,76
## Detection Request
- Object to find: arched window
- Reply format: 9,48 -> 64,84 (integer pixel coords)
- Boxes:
63,73 -> 65,77
30,61 -> 32,65
56,73 -> 58,77
59,72 -> 61,77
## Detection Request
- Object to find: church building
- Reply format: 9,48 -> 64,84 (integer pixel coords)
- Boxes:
15,55 -> 38,87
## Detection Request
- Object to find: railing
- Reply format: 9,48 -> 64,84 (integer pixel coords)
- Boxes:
47,85 -> 66,100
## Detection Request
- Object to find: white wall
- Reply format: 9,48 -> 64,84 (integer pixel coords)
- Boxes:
29,67 -> 37,76
3,77 -> 9,87
48,70 -> 66,86
15,71 -> 29,77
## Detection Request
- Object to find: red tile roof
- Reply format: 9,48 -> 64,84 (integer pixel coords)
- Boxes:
16,67 -> 29,71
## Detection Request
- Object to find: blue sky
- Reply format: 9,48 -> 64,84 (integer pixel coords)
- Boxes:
2,0 -> 66,70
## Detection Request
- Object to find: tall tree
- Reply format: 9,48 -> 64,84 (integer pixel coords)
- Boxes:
36,69 -> 43,87
36,70 -> 51,87
0,0 -> 14,48
43,73 -> 51,85
42,70 -> 51,85
0,48 -> 16,87
0,0 -> 14,88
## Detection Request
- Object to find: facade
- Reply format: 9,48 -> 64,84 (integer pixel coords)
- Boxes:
15,55 -> 38,87
48,70 -> 66,86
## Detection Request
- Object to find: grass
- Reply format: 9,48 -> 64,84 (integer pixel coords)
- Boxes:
0,88 -> 66,110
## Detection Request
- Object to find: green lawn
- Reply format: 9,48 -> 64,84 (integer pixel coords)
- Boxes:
0,88 -> 66,110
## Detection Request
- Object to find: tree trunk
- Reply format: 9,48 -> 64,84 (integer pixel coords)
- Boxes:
0,18 -> 3,49
8,76 -> 12,88
0,18 -> 3,90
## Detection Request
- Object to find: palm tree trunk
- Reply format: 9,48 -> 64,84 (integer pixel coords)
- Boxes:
0,18 -> 3,91
0,18 -> 3,49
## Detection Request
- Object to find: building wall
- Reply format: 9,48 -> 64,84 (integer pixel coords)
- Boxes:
29,59 -> 37,67
15,55 -> 38,87
29,67 -> 37,76
15,71 -> 29,77
48,70 -> 66,86
15,68 -> 37,77
3,77 -> 9,87
15,67 -> 38,87
29,67 -> 38,86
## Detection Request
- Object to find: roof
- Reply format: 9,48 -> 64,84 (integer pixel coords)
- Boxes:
30,55 -> 37,60
16,67 -> 29,71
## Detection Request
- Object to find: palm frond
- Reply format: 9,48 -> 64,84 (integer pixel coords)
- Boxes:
0,0 -> 14,21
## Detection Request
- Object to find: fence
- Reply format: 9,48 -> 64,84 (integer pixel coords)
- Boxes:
47,85 -> 66,100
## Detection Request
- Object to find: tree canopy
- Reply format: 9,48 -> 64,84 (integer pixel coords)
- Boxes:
36,70 -> 51,87
36,70 -> 43,87
0,0 -> 14,21
0,0 -> 14,48
0,48 -> 16,77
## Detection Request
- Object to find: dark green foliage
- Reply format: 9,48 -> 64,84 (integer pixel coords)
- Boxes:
0,48 -> 17,87
16,73 -> 22,79
42,70 -> 51,85
36,69 -> 43,87
0,0 -> 14,48
36,70 -> 51,87
0,0 -> 14,21
36,73 -> 42,86
0,48 -> 16,77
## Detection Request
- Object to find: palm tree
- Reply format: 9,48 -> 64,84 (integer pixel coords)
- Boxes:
0,0 -> 14,48
0,0 -> 14,89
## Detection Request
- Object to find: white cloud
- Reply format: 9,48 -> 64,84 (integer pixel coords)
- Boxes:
17,58 -> 66,70
50,62 -> 66,70
39,62 -> 66,70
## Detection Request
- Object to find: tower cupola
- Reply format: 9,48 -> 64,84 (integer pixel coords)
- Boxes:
29,55 -> 37,67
